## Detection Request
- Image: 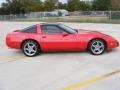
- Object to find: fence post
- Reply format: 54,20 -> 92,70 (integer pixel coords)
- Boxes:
109,10 -> 112,23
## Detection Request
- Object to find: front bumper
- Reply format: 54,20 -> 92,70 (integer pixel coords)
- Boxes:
107,41 -> 119,50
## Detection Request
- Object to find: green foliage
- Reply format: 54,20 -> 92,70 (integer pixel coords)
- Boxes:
78,1 -> 91,11
111,0 -> 120,10
0,0 -> 120,15
67,0 -> 91,11
57,2 -> 67,9
92,0 -> 111,11
20,0 -> 43,12
44,0 -> 56,11
1,0 -> 25,14
0,0 -> 43,14
67,0 -> 79,11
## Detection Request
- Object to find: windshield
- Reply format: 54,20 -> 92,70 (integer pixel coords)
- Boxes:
59,24 -> 77,34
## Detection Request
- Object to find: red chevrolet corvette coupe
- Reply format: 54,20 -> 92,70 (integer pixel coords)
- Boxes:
6,23 -> 119,57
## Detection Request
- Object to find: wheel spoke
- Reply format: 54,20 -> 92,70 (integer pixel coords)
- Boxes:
24,42 -> 37,56
27,43 -> 30,47
91,40 -> 105,54
92,44 -> 96,48
31,50 -> 36,53
97,48 -> 100,52
96,41 -> 100,46
25,48 -> 29,51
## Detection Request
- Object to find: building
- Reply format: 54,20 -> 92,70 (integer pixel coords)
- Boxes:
52,9 -> 69,16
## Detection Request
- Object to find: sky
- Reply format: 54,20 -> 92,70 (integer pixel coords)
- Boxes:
0,0 -> 5,5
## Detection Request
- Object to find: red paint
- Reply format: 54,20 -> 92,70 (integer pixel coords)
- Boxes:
6,24 -> 119,52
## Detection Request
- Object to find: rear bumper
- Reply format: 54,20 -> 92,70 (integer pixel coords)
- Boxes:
6,34 -> 21,49
6,41 -> 21,49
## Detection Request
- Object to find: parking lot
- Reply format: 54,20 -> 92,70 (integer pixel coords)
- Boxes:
0,22 -> 120,90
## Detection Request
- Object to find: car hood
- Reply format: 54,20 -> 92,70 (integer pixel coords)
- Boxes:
78,29 -> 100,35
77,29 -> 119,41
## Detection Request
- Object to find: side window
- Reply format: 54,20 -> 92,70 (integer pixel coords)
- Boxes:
41,25 -> 65,34
21,25 -> 37,33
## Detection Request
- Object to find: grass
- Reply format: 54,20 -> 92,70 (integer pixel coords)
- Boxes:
13,16 -> 120,24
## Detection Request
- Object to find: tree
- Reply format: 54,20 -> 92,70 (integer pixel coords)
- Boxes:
0,7 -> 8,15
92,0 -> 111,11
67,0 -> 80,11
67,0 -> 91,11
111,0 -> 120,10
78,1 -> 91,11
20,0 -> 43,12
57,2 -> 67,9
0,0 -> 25,14
44,0 -> 56,11
0,0 -> 43,15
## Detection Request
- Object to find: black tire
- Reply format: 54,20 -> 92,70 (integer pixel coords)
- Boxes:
88,39 -> 106,55
22,40 -> 40,57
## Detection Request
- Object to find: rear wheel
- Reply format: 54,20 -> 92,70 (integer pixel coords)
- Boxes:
22,40 -> 40,57
88,39 -> 106,55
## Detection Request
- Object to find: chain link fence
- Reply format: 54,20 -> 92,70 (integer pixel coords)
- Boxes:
0,11 -> 120,23
0,12 -> 58,20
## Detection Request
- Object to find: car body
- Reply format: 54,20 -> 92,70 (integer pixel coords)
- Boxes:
6,23 -> 119,57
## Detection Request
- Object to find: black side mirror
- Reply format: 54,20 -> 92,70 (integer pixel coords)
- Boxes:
75,29 -> 78,33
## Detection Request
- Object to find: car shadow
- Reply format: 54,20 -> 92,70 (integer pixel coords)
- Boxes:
7,48 -> 120,57
107,48 -> 120,54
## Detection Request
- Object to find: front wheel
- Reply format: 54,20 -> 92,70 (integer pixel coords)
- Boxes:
88,39 -> 106,55
22,40 -> 40,57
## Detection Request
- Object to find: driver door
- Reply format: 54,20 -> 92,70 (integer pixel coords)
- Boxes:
40,25 -> 79,52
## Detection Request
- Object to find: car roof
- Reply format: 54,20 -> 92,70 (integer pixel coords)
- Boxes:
40,23 -> 61,26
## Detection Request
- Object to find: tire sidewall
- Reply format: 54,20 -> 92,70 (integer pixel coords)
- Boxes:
22,40 -> 40,57
88,39 -> 106,55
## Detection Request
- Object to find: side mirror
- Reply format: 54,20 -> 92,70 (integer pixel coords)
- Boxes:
62,32 -> 68,36
75,29 -> 78,33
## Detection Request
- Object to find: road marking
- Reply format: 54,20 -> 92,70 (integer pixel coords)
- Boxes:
0,56 -> 27,64
63,70 -> 120,90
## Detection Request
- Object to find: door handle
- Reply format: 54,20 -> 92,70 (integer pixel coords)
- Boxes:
42,36 -> 46,38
